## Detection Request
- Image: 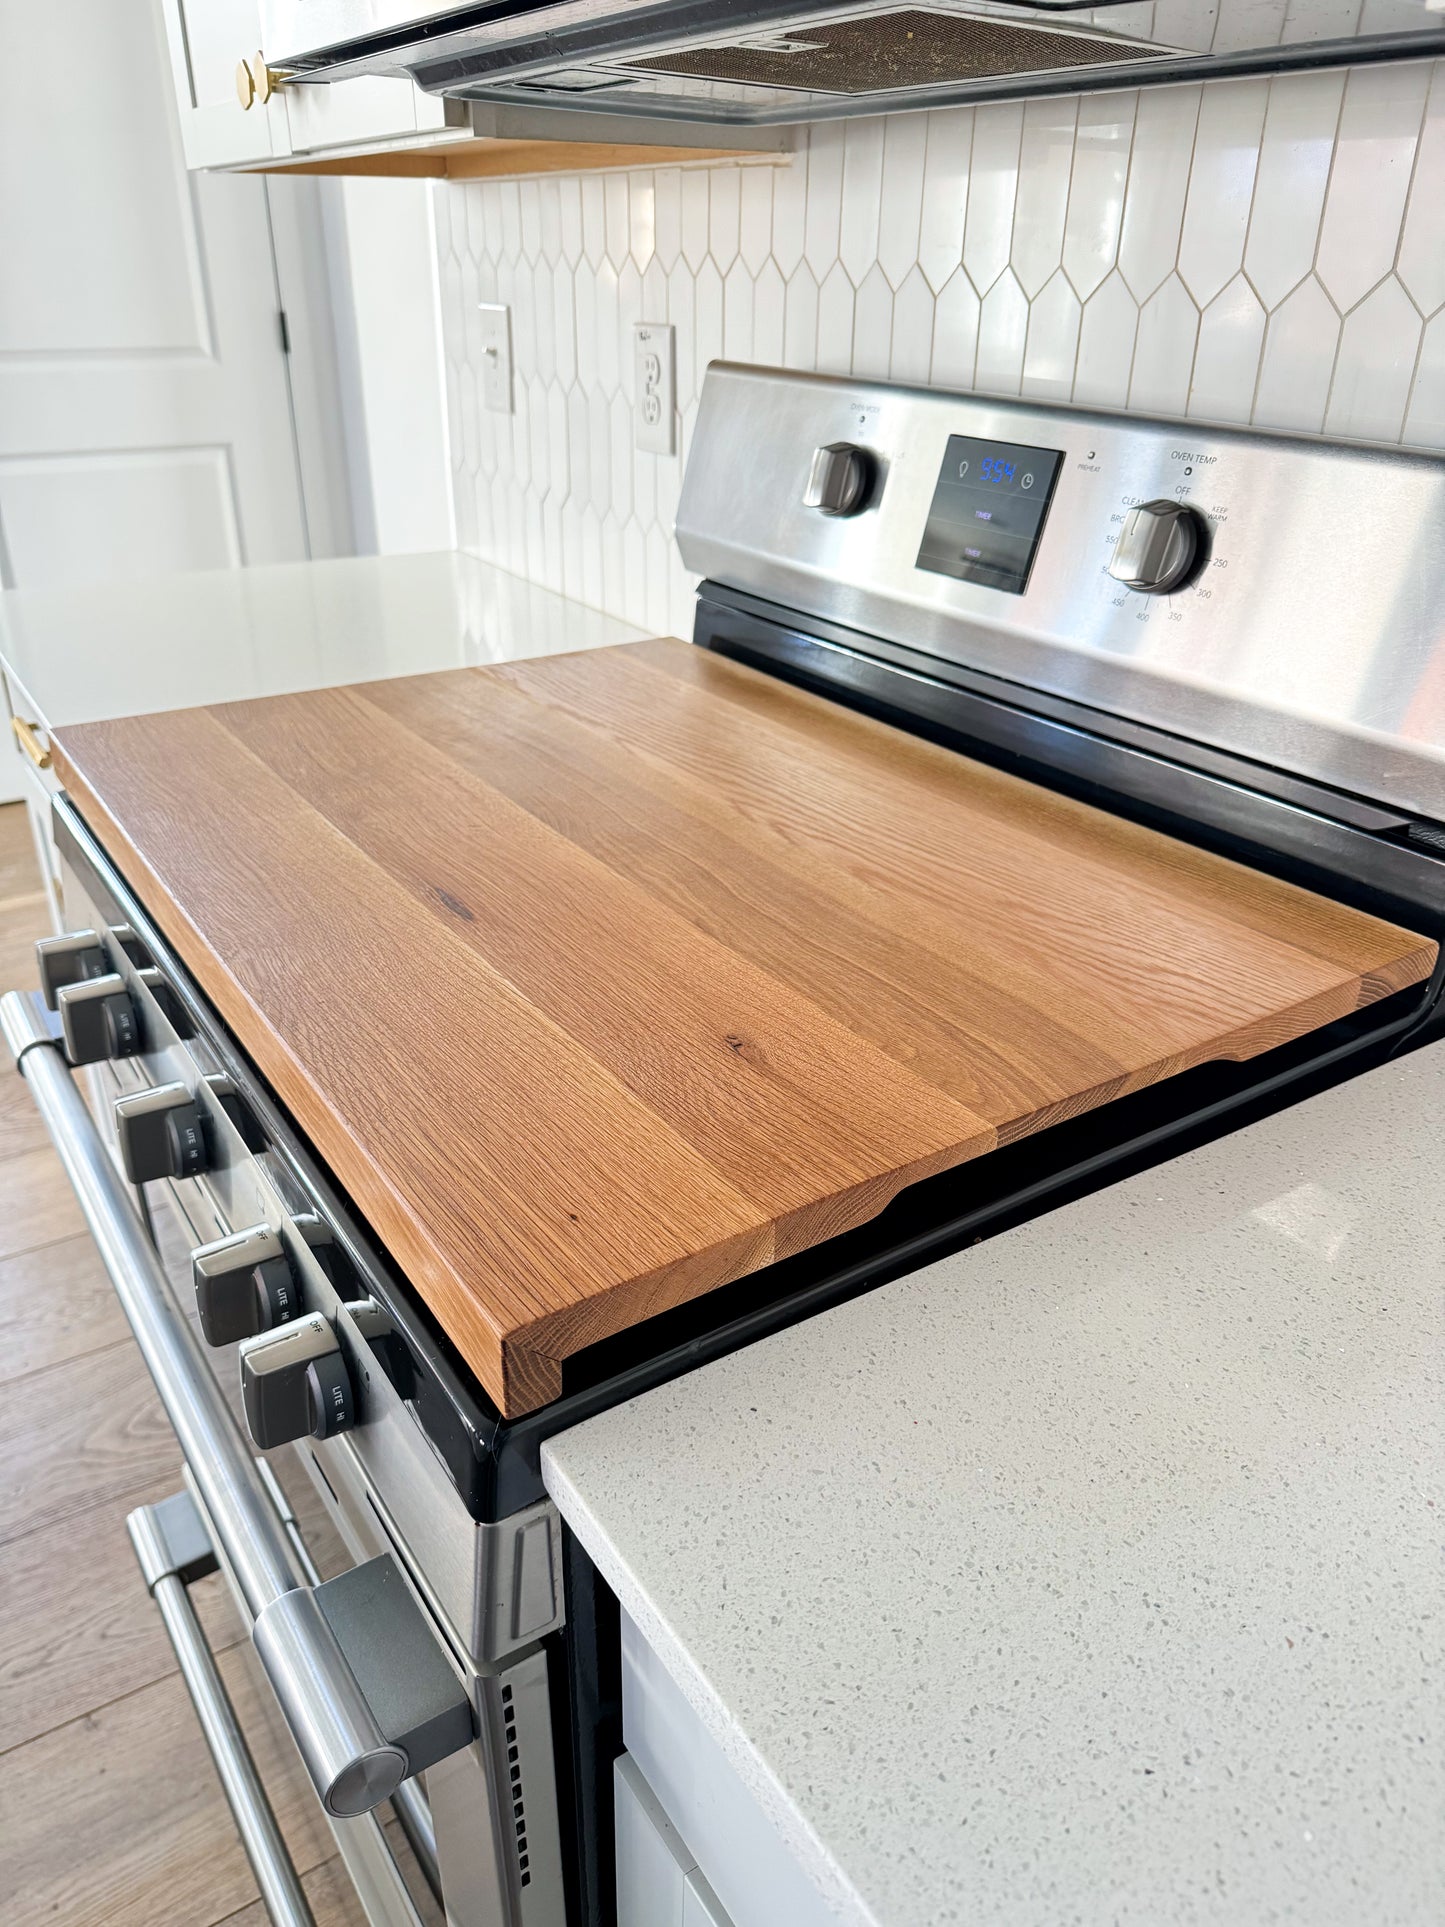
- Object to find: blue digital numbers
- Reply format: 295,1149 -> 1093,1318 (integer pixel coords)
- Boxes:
979,457 -> 1016,485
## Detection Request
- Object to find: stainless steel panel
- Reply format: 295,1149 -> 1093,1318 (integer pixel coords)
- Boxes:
0,989 -> 415,1823
428,1648 -> 568,1927
262,0 -> 1445,121
676,363 -> 1445,819
57,848 -> 566,1669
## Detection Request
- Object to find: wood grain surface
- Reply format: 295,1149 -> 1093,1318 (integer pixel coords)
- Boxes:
2,1650 -> 338,1927
0,1233 -> 130,1385
52,639 -> 1436,1415
0,1480 -> 245,1753
0,1342 -> 177,1544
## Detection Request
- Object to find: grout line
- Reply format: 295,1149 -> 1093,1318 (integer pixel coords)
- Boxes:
1069,90 -> 1139,406
1388,61 -> 1436,297
1314,64 -> 1357,434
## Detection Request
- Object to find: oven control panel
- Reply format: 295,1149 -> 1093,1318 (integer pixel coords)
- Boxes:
914,431 -> 1065,596
678,364 -> 1445,823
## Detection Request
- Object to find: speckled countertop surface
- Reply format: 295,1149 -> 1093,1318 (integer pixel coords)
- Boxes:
544,1043 -> 1445,1927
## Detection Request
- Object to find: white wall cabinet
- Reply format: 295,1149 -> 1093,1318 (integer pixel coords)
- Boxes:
156,0 -> 785,178
159,0 -> 461,171
160,0 -> 291,169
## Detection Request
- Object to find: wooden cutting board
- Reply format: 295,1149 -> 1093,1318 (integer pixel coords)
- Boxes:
52,639 -> 1436,1416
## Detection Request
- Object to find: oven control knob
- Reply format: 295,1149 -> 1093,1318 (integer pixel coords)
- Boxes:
57,973 -> 143,1066
114,1082 -> 211,1184
36,930 -> 108,1010
240,1313 -> 354,1448
193,1225 -> 302,1347
803,442 -> 872,517
1107,500 -> 1205,594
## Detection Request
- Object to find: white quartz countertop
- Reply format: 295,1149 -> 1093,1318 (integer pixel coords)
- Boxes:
0,550 -> 646,730
544,1044 -> 1445,1927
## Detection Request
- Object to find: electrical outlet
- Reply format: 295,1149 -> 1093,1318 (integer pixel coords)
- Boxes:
633,323 -> 675,455
477,304 -> 513,414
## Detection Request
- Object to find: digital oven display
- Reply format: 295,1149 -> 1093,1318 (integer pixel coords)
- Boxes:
916,434 -> 1065,595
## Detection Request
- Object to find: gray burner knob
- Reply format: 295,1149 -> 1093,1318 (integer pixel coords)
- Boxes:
240,1313 -> 354,1449
36,930 -> 108,1009
1107,499 -> 1205,594
803,442 -> 872,517
115,1082 -> 210,1184
57,972 -> 142,1066
193,1224 -> 302,1347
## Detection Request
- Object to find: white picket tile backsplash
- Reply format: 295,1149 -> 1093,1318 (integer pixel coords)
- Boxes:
437,58 -> 1445,637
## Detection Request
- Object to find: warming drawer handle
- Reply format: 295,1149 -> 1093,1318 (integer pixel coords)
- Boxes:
130,1486 -> 433,1927
128,1494 -> 318,1927
0,987 -> 406,1821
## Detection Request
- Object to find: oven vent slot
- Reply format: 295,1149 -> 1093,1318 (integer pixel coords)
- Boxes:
501,1681 -> 530,1886
622,8 -> 1165,95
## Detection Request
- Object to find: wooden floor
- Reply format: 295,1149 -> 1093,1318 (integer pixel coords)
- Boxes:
0,803 -> 438,1924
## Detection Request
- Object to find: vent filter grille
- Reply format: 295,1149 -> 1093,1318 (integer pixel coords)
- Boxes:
501,1681 -> 531,1888
623,8 -> 1163,94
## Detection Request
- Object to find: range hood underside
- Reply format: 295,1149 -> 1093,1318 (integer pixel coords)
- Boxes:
273,2 -> 1445,125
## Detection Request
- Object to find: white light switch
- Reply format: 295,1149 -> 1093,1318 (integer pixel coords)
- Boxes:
633,322 -> 675,455
477,303 -> 513,414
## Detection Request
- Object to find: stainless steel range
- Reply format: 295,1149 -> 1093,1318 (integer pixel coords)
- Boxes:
5,365 -> 1443,1927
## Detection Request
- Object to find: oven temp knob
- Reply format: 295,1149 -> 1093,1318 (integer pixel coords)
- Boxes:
36,930 -> 109,1010
240,1313 -> 354,1449
114,1082 -> 211,1185
57,973 -> 143,1066
803,441 -> 872,517
1107,500 -> 1205,594
192,1224 -> 302,1348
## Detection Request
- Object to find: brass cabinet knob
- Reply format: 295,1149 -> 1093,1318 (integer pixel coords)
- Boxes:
249,53 -> 280,104
236,51 -> 281,109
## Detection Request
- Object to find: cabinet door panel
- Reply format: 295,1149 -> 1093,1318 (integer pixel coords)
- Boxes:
160,0 -> 290,167
615,1752 -> 691,1927
182,0 -> 264,106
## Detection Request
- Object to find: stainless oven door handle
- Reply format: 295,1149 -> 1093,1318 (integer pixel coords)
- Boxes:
1,989 -> 406,1820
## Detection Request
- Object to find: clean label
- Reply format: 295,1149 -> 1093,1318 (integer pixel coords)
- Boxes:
633,322 -> 675,455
